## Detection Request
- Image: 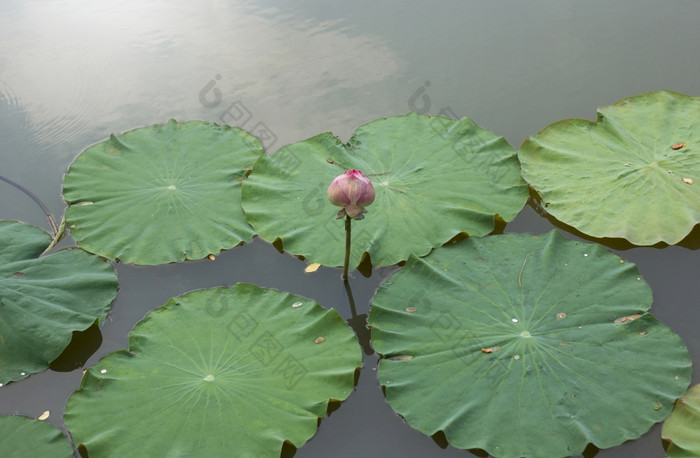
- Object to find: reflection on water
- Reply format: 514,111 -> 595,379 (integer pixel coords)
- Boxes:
1,0 -> 699,457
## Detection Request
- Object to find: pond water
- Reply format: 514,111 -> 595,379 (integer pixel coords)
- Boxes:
1,1 -> 699,456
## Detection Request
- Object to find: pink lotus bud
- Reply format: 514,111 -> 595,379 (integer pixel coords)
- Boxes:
327,169 -> 375,220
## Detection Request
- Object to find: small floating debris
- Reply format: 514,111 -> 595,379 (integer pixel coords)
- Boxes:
314,336 -> 326,344
681,177 -> 694,185
556,312 -> 567,319
37,411 -> 50,421
389,355 -> 414,361
305,263 -> 321,274
207,254 -> 216,261
292,301 -> 303,308
404,306 -> 418,313
671,143 -> 686,150
480,346 -> 501,354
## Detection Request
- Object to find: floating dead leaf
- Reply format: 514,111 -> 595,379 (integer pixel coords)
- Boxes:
480,346 -> 501,354
404,306 -> 418,313
556,312 -> 566,319
207,254 -> 216,261
314,336 -> 326,344
681,177 -> 694,185
671,143 -> 686,150
304,262 -> 321,274
37,410 -> 50,421
614,314 -> 643,324
389,355 -> 414,361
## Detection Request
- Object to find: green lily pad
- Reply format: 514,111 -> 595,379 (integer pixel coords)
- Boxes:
0,220 -> 117,385
663,384 -> 700,457
368,230 -> 691,458
64,284 -> 361,457
63,120 -> 262,265
242,113 -> 527,268
519,90 -> 700,245
0,415 -> 73,457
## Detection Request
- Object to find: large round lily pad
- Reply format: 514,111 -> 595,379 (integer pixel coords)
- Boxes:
242,113 -> 527,268
63,120 -> 262,265
663,384 -> 700,457
64,284 -> 361,457
0,415 -> 73,457
0,220 -> 117,385
519,90 -> 700,245
368,230 -> 691,457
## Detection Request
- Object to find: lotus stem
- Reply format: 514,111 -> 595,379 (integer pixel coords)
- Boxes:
0,174 -> 59,236
343,215 -> 351,279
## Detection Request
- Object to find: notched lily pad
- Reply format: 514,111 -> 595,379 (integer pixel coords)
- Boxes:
663,384 -> 700,457
519,90 -> 700,245
242,112 -> 527,269
64,284 -> 361,457
63,120 -> 262,265
369,230 -> 691,457
0,415 -> 73,457
0,220 -> 117,385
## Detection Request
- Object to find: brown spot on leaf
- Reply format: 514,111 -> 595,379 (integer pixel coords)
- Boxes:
556,312 -> 566,319
614,314 -> 643,324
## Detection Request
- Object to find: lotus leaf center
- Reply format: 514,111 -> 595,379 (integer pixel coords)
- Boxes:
520,331 -> 531,338
204,374 -> 215,382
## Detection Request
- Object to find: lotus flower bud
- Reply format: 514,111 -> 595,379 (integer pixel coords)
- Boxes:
327,169 -> 375,220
